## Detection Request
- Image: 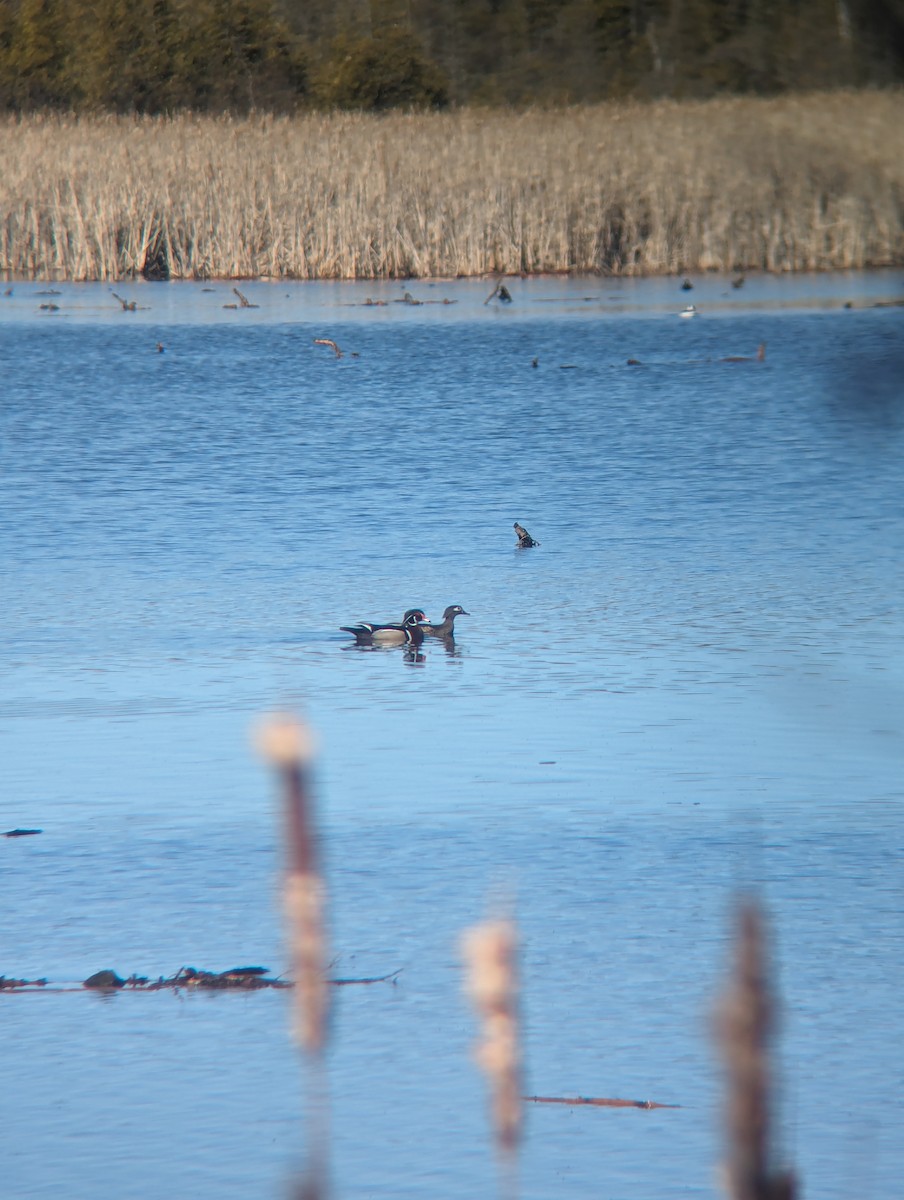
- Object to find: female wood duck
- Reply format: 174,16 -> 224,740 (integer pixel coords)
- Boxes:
514,522 -> 540,548
419,605 -> 470,638
341,608 -> 427,646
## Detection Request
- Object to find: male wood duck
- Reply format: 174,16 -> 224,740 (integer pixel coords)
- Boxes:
340,608 -> 427,646
419,605 -> 470,638
514,522 -> 540,548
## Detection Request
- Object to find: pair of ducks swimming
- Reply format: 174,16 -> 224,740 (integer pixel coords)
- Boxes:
341,605 -> 469,646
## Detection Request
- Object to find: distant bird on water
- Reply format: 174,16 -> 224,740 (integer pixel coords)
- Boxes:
485,281 -> 513,305
681,278 -> 694,291
514,522 -> 540,548
341,608 -> 427,646
722,343 -> 766,363
680,304 -> 697,319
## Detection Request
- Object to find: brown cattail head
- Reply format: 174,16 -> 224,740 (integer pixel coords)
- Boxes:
255,713 -> 330,1055
716,899 -> 797,1200
462,917 -> 522,1157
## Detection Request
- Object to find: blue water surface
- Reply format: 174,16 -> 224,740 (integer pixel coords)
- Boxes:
1,272 -> 903,1199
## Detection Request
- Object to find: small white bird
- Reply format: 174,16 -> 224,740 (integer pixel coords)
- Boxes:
680,304 -> 697,318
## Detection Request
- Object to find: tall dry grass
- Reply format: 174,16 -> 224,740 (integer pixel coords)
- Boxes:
1,91 -> 901,281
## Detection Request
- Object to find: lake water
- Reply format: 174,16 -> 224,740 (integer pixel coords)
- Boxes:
1,272 -> 903,1199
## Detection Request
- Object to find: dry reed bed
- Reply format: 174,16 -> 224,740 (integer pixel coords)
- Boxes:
1,91 -> 902,281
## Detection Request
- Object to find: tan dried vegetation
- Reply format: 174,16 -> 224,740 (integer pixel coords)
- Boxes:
1,90 -> 901,282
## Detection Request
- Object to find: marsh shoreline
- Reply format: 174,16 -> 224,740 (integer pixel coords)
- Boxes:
2,90 -> 902,283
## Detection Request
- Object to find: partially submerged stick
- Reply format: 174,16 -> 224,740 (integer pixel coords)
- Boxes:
231,286 -> 258,309
331,970 -> 402,987
525,1094 -> 680,1110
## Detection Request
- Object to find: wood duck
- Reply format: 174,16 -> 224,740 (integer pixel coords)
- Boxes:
514,522 -> 540,548
419,605 -> 470,638
341,608 -> 427,646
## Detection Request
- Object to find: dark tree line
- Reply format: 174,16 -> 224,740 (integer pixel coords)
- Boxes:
1,0 -> 902,112
0,0 -> 306,112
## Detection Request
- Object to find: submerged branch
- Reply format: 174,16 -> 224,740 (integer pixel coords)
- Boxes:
525,1094 -> 680,1110
0,966 -> 403,993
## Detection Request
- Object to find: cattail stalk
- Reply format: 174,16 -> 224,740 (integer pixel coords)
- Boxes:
256,714 -> 330,1055
716,899 -> 797,1200
462,917 -> 522,1161
1,93 -> 900,281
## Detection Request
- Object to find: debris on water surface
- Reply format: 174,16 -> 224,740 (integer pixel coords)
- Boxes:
84,970 -> 126,989
3,964 -> 401,993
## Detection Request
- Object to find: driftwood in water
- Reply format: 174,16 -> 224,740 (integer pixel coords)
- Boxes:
0,975 -> 48,990
80,965 -> 287,991
223,287 -> 259,310
331,970 -> 402,986
525,1094 -> 680,1110
0,965 -> 402,993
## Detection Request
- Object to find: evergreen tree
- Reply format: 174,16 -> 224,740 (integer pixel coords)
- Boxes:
0,0 -> 902,112
312,26 -> 449,109
4,0 -> 72,107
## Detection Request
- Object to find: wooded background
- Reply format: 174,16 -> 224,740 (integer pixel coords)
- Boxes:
2,0 -> 903,112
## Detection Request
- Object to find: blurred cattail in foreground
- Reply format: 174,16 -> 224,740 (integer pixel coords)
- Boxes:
462,916 -> 522,1162
716,899 -> 797,1200
255,714 -> 330,1055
